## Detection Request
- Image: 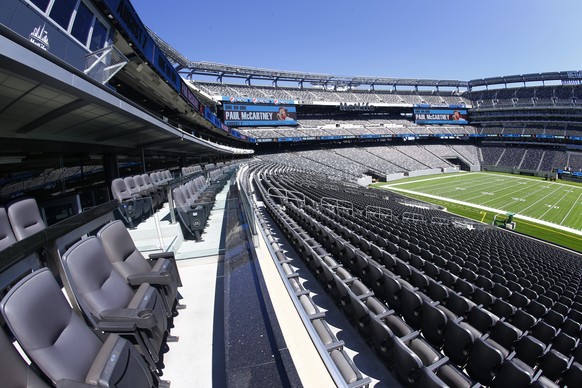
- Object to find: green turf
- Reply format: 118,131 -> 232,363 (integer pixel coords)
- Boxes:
371,172 -> 582,253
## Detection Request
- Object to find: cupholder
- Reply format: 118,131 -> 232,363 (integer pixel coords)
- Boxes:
137,310 -> 153,319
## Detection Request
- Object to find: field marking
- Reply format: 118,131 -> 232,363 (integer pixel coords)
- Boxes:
387,186 -> 582,237
386,173 -> 509,201
477,179 -> 540,205
474,172 -> 582,190
538,187 -> 573,220
561,190 -> 582,226
383,172 -> 477,187
386,172 -> 582,222
385,171 -> 582,192
381,172 -> 582,230
512,185 -> 563,213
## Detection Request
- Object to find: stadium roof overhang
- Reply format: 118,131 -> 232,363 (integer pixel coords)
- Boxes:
468,71 -> 581,88
147,26 -> 581,93
0,26 -> 246,160
145,28 -> 468,89
181,61 -> 468,89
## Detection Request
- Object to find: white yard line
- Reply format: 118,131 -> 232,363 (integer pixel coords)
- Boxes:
477,179 -> 542,206
560,189 -> 582,226
473,172 -> 582,190
513,185 -> 563,213
387,186 -> 582,236
384,172 -> 476,187
538,187 -> 573,220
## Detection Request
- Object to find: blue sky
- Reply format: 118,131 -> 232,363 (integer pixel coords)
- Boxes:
133,0 -> 582,81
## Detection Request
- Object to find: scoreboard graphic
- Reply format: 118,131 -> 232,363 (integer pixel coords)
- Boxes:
223,104 -> 297,126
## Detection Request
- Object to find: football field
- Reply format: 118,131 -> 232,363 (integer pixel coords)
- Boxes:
382,172 -> 582,232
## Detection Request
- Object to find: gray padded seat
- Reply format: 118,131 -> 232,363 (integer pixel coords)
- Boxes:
111,178 -> 143,228
149,172 -> 163,187
134,175 -> 159,209
61,237 -> 169,367
0,268 -> 153,387
0,207 -> 17,250
142,173 -> 166,202
97,220 -> 181,317
124,177 -> 152,217
0,207 -> 41,290
161,171 -> 172,183
172,186 -> 206,241
0,322 -> 49,388
7,198 -> 46,240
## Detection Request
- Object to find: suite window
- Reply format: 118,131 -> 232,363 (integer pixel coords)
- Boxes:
29,0 -> 50,12
89,19 -> 107,51
49,0 -> 77,30
71,1 -> 93,44
26,0 -> 109,50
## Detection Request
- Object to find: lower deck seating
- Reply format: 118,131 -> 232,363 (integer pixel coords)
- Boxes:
249,161 -> 582,387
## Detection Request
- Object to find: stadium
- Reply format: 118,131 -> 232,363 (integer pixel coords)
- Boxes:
0,1 -> 581,387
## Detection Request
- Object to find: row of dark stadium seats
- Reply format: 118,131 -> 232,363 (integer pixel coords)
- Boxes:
256,169 -> 478,386
252,179 -> 371,387
300,202 -> 582,386
253,162 -> 582,387
308,186 -> 582,328
0,198 -> 183,387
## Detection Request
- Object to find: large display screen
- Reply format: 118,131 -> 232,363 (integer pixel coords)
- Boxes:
414,108 -> 468,125
223,104 -> 297,126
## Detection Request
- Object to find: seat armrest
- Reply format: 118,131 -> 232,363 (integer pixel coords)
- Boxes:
127,271 -> 173,286
56,380 -> 95,388
148,252 -> 182,286
149,252 -> 175,260
100,308 -> 157,329
95,320 -> 136,332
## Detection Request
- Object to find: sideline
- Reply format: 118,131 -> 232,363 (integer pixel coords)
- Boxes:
384,186 -> 582,237
384,171 -> 582,190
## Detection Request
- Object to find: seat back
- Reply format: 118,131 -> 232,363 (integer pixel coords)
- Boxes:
123,177 -> 141,197
111,178 -> 132,201
133,175 -> 149,194
62,237 -> 135,320
421,302 -> 448,348
172,186 -> 189,209
0,207 -> 17,251
1,268 -> 153,387
466,338 -> 505,385
141,173 -> 155,187
62,237 -> 168,362
185,181 -> 198,199
0,322 -> 49,388
98,221 -> 156,278
443,319 -> 477,366
369,313 -> 395,364
97,220 -> 178,310
7,198 -> 46,240
392,337 -> 424,386
1,268 -> 104,383
149,172 -> 161,186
